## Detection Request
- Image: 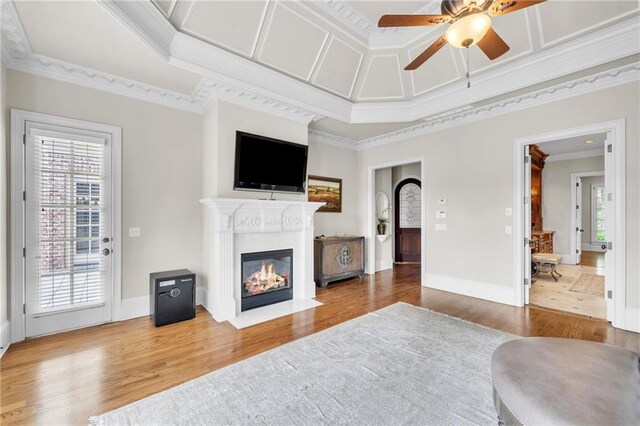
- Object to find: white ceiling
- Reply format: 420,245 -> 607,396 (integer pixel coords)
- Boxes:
3,0 -> 639,133
14,1 -> 202,94
540,133 -> 607,155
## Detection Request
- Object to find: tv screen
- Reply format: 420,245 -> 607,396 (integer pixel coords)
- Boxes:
234,131 -> 308,193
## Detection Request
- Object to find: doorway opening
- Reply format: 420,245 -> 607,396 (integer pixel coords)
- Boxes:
514,120 -> 625,329
367,158 -> 425,283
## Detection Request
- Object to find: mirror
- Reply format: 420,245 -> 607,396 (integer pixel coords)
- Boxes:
375,192 -> 390,219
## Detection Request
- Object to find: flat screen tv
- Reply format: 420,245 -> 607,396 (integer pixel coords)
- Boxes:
234,131 -> 308,194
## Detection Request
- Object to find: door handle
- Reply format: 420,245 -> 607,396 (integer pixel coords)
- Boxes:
600,244 -> 607,251
103,248 -> 111,256
102,237 -> 111,243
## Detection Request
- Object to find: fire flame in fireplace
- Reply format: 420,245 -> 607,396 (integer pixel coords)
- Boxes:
245,261 -> 287,295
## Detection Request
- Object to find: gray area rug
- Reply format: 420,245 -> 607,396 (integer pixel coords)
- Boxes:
90,303 -> 516,425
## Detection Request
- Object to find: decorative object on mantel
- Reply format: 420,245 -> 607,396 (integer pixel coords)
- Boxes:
308,175 -> 342,213
314,236 -> 364,288
378,0 -> 546,73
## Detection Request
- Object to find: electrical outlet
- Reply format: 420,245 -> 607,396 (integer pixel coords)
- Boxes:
129,227 -> 141,237
505,225 -> 512,234
505,208 -> 513,216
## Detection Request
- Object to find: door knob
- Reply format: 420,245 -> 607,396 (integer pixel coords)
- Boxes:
102,237 -> 111,243
600,244 -> 607,250
103,248 -> 111,256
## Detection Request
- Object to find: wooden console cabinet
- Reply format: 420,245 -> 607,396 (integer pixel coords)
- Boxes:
314,236 -> 364,288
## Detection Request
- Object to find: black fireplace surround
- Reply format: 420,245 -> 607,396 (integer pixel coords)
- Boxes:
241,249 -> 293,311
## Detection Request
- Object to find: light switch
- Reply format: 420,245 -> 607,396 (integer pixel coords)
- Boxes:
505,226 -> 512,234
438,198 -> 447,206
505,208 -> 513,216
435,223 -> 447,231
129,227 -> 141,237
436,210 -> 447,219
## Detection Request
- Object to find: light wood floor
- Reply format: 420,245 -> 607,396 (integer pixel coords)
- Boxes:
2,264 -> 638,425
530,263 -> 606,319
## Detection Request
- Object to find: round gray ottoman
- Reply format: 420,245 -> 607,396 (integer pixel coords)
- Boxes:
491,337 -> 640,426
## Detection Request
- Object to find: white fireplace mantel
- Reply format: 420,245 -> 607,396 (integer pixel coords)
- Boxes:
200,197 -> 324,327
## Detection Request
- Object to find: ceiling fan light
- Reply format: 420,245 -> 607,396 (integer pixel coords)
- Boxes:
445,14 -> 491,48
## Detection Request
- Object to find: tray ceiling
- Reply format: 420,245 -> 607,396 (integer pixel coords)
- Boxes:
2,0 -> 638,127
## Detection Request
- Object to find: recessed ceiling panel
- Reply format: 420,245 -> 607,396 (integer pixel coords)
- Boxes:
312,36 -> 364,98
258,2 -> 329,81
358,54 -> 405,100
14,1 -> 202,94
463,10 -> 533,75
537,1 -> 638,46
409,35 -> 461,95
182,0 -> 268,56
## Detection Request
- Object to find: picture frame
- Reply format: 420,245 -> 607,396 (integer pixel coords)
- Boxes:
307,175 -> 342,213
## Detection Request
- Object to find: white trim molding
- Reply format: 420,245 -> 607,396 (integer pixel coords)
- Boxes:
546,149 -> 604,162
625,307 -> 640,333
424,274 -> 516,306
0,320 -> 11,358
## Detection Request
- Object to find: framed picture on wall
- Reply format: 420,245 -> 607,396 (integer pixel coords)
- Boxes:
307,175 -> 342,213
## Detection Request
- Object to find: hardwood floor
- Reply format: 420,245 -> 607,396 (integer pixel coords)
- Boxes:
580,250 -> 606,268
1,264 -> 638,425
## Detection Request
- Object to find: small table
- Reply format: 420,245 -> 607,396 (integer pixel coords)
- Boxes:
531,253 -> 562,281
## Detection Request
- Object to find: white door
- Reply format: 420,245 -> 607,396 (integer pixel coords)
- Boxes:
576,177 -> 583,265
524,147 -> 532,304
24,121 -> 114,337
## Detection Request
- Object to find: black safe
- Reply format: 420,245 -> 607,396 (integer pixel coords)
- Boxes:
150,269 -> 196,327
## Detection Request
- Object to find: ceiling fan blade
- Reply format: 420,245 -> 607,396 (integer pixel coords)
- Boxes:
378,14 -> 451,28
488,0 -> 546,17
405,36 -> 448,70
477,27 -> 510,60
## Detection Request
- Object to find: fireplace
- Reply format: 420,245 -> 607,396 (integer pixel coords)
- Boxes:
241,249 -> 293,311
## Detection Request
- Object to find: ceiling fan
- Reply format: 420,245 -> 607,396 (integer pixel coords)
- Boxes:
379,0 -> 546,70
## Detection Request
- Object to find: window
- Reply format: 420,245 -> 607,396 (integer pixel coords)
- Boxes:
591,184 -> 606,243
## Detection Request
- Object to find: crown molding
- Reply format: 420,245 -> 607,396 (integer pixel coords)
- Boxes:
312,62 -> 640,150
545,149 -> 604,163
308,128 -> 359,149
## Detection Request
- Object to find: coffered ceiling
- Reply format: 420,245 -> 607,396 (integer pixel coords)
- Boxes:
1,0 -> 639,133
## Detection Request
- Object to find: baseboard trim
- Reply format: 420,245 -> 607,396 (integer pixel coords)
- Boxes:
0,320 -> 11,358
624,307 -> 640,333
121,287 -> 205,321
424,273 -> 516,306
375,258 -> 393,272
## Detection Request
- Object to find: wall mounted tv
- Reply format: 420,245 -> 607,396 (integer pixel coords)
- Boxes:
234,131 -> 308,194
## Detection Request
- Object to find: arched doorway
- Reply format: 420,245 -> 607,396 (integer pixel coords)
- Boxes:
394,178 -> 421,263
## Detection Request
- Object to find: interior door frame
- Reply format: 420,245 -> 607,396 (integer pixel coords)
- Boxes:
366,157 -> 426,285
10,109 -> 122,343
513,119 -> 625,330
391,174 -> 421,264
570,171 -> 604,265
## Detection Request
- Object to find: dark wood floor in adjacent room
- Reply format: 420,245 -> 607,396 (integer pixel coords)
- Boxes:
1,264 -> 638,425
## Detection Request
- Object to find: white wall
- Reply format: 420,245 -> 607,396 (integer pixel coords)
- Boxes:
542,156 -> 605,260
392,163 -> 421,187
357,82 -> 639,310
7,71 -> 204,307
374,168 -> 392,270
581,175 -> 605,249
1,63 -> 9,353
308,140 -> 361,237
